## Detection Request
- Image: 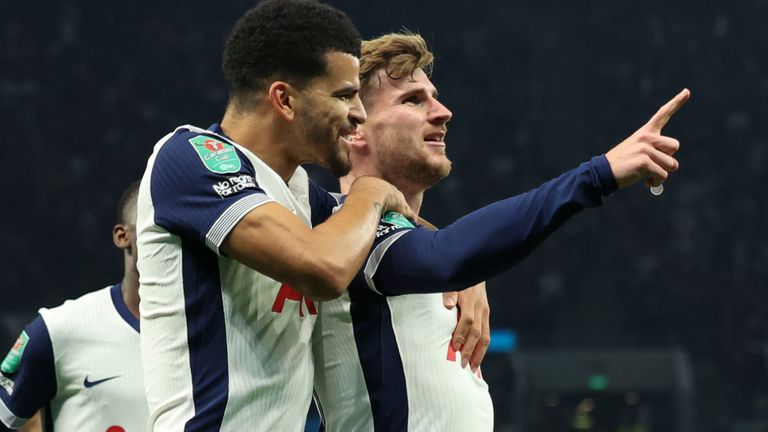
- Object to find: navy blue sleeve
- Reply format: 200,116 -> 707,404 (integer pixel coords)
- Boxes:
149,130 -> 273,253
365,156 -> 617,295
0,316 -> 56,428
307,179 -> 341,227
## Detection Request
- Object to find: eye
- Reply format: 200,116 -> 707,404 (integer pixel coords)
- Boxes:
333,89 -> 358,102
403,95 -> 422,105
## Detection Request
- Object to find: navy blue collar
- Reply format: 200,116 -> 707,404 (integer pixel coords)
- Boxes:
208,123 -> 227,138
110,283 -> 139,333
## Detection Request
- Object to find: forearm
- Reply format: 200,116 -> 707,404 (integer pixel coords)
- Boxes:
223,177 -> 396,300
18,411 -> 42,432
305,185 -> 390,294
372,156 -> 616,295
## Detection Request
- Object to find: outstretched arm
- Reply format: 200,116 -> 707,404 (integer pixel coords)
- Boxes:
368,156 -> 614,295
366,89 -> 690,296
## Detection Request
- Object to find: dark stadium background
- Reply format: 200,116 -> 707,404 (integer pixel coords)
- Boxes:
1,1 -> 767,430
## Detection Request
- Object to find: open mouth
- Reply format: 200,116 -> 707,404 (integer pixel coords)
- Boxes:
424,132 -> 446,146
339,126 -> 357,145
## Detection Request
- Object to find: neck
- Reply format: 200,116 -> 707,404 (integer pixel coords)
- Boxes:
408,192 -> 424,217
121,260 -> 140,320
220,105 -> 299,182
341,171 -> 425,217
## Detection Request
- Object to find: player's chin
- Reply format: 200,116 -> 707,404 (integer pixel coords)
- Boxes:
327,152 -> 352,177
433,157 -> 452,179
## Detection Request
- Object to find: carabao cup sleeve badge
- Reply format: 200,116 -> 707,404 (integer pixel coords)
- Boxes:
1,331 -> 29,374
381,211 -> 415,229
188,136 -> 242,174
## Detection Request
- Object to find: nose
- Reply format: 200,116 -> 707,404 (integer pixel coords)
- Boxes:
349,94 -> 367,126
429,99 -> 452,126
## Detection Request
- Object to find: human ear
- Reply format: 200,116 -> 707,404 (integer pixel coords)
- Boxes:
113,224 -> 130,250
267,81 -> 296,121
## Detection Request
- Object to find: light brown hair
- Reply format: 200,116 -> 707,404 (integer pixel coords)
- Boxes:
359,32 -> 434,106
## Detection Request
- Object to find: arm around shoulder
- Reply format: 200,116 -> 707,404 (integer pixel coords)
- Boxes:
221,176 -> 412,301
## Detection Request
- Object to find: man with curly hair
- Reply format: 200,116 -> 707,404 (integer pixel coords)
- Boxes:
136,1 -> 413,430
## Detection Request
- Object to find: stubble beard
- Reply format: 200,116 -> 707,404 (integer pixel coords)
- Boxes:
377,129 -> 452,191
326,145 -> 352,177
301,113 -> 352,178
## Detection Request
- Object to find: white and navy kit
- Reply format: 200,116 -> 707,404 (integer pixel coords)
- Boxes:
313,291 -> 493,432
313,156 -> 617,431
137,124 -> 332,431
0,284 -> 147,431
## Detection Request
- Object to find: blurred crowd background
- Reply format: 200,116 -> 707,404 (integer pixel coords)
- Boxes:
1,1 -> 766,430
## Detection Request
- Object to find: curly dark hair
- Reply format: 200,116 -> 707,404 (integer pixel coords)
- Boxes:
223,0 -> 361,108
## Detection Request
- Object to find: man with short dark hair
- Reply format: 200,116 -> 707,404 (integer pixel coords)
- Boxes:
136,1 -> 412,430
0,182 -> 147,431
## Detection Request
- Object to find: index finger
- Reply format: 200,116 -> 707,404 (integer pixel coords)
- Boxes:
451,308 -> 473,352
646,88 -> 691,132
469,302 -> 491,371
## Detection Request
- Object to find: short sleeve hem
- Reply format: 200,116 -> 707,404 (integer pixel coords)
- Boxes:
0,399 -> 28,429
205,194 -> 276,254
363,230 -> 411,295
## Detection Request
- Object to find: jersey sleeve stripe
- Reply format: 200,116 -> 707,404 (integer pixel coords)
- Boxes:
0,399 -> 28,429
363,230 -> 411,295
205,194 -> 275,254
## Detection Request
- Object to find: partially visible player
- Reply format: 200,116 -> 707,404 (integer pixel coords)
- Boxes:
311,33 -> 690,431
136,1 -> 412,430
0,181 -> 147,430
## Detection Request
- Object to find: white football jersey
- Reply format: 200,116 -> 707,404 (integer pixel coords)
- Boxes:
137,124 -> 323,431
312,219 -> 493,432
0,284 -> 147,431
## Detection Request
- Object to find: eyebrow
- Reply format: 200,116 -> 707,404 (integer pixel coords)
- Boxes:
330,84 -> 359,97
400,87 -> 439,100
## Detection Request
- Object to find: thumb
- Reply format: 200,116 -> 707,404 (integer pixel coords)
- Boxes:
443,292 -> 458,309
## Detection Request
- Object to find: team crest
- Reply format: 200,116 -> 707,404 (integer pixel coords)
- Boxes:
188,135 -> 242,174
1,331 -> 29,374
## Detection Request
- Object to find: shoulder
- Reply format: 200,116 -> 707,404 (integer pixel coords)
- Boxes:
39,286 -> 113,337
152,126 -> 252,176
40,286 -> 112,318
308,179 -> 342,226
307,179 -> 341,204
